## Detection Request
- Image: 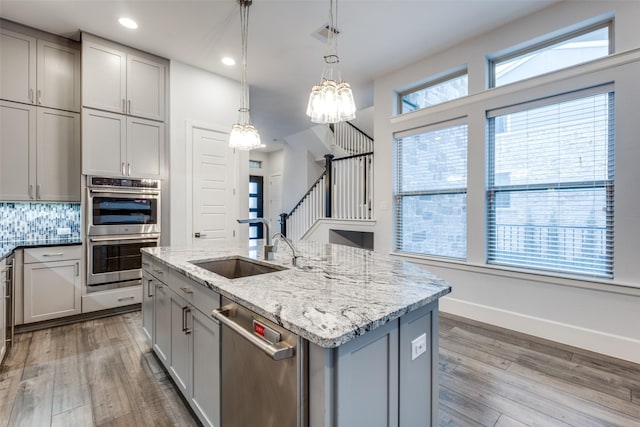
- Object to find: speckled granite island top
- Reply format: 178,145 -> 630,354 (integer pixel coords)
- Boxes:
142,241 -> 451,348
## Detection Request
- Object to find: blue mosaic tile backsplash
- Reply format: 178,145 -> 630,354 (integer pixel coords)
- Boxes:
0,202 -> 81,242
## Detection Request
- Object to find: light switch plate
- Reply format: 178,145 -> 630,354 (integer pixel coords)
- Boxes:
411,333 -> 427,361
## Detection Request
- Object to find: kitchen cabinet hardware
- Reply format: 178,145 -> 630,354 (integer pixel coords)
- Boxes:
118,296 -> 135,302
28,185 -> 34,199
122,99 -> 126,113
147,279 -> 154,298
29,89 -> 34,103
127,163 -> 131,176
75,262 -> 79,277
42,253 -> 64,257
37,89 -> 42,105
127,100 -> 131,114
36,184 -> 41,199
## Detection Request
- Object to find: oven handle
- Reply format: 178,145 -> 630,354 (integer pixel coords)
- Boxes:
89,235 -> 160,243
88,188 -> 160,196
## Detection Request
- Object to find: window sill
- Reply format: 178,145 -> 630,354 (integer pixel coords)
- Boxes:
390,251 -> 640,297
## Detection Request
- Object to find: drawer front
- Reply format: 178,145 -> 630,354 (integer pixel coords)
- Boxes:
142,254 -> 167,282
167,268 -> 219,316
82,286 -> 142,313
24,245 -> 81,264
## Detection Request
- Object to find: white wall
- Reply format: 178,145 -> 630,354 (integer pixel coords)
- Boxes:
373,1 -> 640,363
169,61 -> 246,246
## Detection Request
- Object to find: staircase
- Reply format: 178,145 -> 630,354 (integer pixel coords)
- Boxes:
281,122 -> 374,241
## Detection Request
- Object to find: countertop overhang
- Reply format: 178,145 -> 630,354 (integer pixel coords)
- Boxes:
142,241 -> 452,348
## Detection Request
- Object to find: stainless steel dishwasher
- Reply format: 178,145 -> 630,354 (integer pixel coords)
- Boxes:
212,297 -> 307,427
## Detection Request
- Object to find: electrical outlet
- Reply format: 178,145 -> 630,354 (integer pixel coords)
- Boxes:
56,227 -> 71,236
411,333 -> 427,361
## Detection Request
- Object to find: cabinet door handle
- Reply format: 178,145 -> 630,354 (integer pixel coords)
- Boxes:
75,262 -> 79,277
127,163 -> 131,176
118,296 -> 135,302
147,279 -> 154,298
121,162 -> 126,176
36,184 -> 41,200
29,88 -> 34,103
122,99 -> 126,113
127,99 -> 131,114
28,184 -> 34,199
182,306 -> 192,335
180,287 -> 193,295
37,89 -> 42,105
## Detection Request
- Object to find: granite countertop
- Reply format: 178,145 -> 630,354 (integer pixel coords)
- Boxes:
0,238 -> 82,261
142,241 -> 452,348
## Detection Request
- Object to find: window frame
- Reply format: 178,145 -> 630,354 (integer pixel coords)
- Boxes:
486,86 -> 615,278
488,20 -> 614,88
393,119 -> 469,260
397,68 -> 468,115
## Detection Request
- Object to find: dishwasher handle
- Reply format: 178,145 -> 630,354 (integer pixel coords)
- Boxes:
212,305 -> 294,361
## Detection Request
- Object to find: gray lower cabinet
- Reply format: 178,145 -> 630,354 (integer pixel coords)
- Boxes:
153,280 -> 171,365
143,258 -> 220,427
141,272 -> 154,341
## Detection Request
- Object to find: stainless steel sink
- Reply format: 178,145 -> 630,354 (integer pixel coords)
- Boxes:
190,256 -> 287,279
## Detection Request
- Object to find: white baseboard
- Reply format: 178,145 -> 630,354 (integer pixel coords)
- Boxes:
440,296 -> 640,364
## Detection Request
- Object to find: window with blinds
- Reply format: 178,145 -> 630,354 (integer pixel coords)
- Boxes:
399,71 -> 468,114
487,86 -> 614,277
394,123 -> 468,258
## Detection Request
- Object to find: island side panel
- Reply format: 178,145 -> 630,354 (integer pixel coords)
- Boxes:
308,302 -> 440,427
399,300 -> 439,426
308,319 -> 400,427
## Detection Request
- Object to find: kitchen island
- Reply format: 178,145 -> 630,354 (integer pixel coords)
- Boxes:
142,240 -> 451,427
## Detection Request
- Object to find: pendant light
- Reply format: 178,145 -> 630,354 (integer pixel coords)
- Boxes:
306,0 -> 356,124
229,0 -> 261,150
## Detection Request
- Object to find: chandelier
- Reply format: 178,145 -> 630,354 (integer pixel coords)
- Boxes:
229,0 -> 261,150
306,0 -> 356,124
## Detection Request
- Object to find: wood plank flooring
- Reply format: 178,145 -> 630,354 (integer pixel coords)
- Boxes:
1,311 -> 638,426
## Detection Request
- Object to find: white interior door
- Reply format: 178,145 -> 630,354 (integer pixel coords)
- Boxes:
269,173 -> 283,233
191,126 -> 236,246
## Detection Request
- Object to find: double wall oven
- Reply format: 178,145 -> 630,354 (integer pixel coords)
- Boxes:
86,176 -> 161,291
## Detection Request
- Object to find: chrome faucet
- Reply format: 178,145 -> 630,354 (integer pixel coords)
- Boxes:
237,218 -> 274,260
272,232 -> 299,267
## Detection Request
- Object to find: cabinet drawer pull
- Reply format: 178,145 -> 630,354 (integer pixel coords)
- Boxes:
37,89 -> 42,105
36,184 -> 41,199
118,296 -> 135,302
127,163 -> 131,176
180,287 -> 193,295
127,99 -> 131,114
42,253 -> 64,257
142,262 -> 150,268
29,88 -> 34,103
122,99 -> 126,113
75,262 -> 80,277
153,269 -> 164,276
28,184 -> 34,199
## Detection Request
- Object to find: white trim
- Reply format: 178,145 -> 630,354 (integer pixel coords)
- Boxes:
390,47 -> 640,127
440,296 -> 640,364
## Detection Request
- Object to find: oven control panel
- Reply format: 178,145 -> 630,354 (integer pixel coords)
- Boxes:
89,176 -> 160,190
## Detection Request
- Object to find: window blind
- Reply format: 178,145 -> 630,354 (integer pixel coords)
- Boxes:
394,123 -> 468,259
487,88 -> 614,277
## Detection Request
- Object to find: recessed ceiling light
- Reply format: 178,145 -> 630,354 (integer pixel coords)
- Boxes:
222,57 -> 236,66
118,17 -> 138,29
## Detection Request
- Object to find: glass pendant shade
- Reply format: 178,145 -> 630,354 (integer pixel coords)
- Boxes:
229,0 -> 261,151
229,122 -> 261,150
307,0 -> 356,124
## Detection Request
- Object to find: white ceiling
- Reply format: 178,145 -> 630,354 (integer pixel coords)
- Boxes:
0,0 -> 559,150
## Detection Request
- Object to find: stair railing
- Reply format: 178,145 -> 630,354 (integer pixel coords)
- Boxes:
281,152 -> 374,240
330,122 -> 373,156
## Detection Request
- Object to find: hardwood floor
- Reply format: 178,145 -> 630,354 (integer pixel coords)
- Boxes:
1,311 -> 638,426
438,313 -> 640,427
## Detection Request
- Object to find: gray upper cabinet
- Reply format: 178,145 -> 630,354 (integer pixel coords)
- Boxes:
82,35 -> 166,122
0,100 -> 80,202
0,27 -> 80,112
